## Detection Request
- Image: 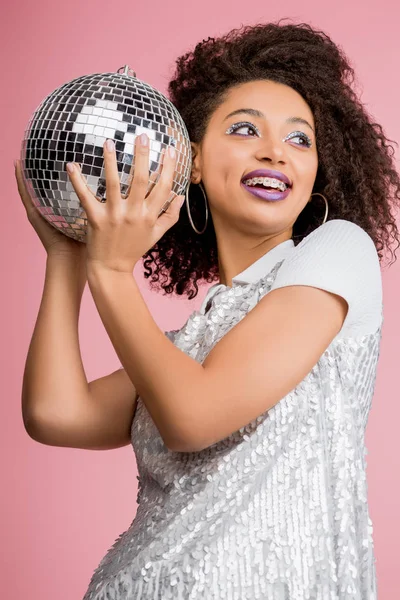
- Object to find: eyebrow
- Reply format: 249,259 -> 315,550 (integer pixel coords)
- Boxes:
223,108 -> 315,134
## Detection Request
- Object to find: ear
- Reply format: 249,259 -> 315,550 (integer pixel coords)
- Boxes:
190,142 -> 202,184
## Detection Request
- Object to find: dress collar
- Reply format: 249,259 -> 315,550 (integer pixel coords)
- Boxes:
199,238 -> 295,315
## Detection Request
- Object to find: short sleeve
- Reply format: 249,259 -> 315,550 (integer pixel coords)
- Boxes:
269,219 -> 383,339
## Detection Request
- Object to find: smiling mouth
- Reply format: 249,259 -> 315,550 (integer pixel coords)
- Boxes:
241,176 -> 290,192
240,181 -> 292,202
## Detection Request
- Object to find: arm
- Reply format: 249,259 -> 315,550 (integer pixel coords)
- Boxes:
196,285 -> 348,450
29,367 -> 138,450
87,267 -> 347,453
22,254 -> 90,431
86,267 -> 206,452
23,255 -> 140,451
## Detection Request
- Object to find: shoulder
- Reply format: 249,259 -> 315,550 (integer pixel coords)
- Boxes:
276,218 -> 380,275
295,218 -> 377,257
270,219 -> 382,338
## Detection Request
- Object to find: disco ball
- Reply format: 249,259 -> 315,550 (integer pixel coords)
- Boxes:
20,65 -> 192,242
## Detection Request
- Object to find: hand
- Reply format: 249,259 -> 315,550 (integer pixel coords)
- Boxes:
65,134 -> 185,274
15,159 -> 87,260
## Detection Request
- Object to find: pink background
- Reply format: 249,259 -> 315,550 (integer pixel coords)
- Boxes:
2,1 -> 399,598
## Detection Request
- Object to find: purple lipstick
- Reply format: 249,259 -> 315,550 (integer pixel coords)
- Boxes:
241,168 -> 292,202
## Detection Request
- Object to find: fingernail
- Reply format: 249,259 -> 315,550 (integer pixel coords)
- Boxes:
66,163 -> 75,174
106,139 -> 115,152
140,133 -> 149,146
168,146 -> 176,158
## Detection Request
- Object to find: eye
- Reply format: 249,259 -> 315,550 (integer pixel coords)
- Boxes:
284,130 -> 313,148
225,121 -> 260,137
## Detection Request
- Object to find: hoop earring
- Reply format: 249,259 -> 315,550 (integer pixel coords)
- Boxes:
185,181 -> 209,235
310,192 -> 329,225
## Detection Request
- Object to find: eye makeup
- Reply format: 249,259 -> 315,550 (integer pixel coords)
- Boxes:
284,130 -> 313,148
225,121 -> 260,136
225,121 -> 313,148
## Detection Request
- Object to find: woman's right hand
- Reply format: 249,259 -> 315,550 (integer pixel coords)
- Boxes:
15,159 -> 87,260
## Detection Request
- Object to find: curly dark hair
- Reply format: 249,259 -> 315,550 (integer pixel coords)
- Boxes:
142,19 -> 400,300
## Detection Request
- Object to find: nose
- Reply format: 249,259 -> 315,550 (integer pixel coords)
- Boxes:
254,136 -> 287,164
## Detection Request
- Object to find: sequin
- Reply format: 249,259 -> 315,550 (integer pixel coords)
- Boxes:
82,240 -> 383,599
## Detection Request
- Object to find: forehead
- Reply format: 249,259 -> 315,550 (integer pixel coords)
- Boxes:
213,79 -> 314,124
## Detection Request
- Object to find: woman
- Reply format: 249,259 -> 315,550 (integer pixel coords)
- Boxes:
18,20 -> 399,600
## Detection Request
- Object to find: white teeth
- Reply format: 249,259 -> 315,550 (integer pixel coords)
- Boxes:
243,177 -> 288,191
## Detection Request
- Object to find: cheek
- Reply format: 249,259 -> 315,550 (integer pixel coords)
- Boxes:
296,154 -> 318,187
202,148 -> 231,188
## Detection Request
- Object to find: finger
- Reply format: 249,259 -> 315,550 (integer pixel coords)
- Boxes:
126,133 -> 150,204
66,163 -> 102,223
150,145 -> 178,217
144,148 -> 164,198
103,139 -> 121,207
15,160 -> 35,216
155,193 -> 185,229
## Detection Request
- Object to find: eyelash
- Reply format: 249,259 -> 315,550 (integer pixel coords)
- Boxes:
225,121 -> 313,148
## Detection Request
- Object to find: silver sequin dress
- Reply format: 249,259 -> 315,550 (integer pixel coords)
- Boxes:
83,219 -> 383,600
